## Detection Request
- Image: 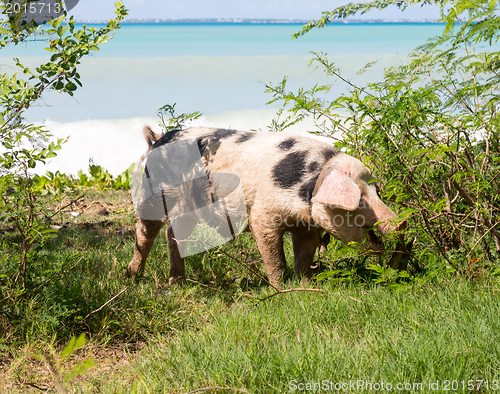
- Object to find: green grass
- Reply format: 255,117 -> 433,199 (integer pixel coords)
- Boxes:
90,279 -> 500,393
1,189 -> 500,393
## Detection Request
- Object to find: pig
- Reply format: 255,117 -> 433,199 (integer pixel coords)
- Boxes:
126,126 -> 406,288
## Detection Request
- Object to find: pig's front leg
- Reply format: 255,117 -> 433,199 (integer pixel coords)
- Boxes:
291,228 -> 319,284
166,215 -> 198,285
127,219 -> 165,278
166,224 -> 185,285
250,210 -> 287,289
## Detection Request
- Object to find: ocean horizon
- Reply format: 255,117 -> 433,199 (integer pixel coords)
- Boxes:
1,22 -> 446,175
74,18 -> 442,24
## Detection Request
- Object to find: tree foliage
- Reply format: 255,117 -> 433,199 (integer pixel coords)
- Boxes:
0,2 -> 128,290
292,0 -> 443,39
267,0 -> 500,274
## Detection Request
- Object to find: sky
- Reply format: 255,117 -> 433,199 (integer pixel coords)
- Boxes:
69,0 -> 442,21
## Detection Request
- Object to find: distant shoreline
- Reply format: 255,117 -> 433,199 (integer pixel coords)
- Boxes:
74,18 -> 441,25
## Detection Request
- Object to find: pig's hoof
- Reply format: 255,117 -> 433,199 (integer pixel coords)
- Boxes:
125,267 -> 134,278
168,276 -> 182,286
125,264 -> 142,280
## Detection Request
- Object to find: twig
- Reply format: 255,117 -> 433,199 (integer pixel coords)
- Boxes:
22,382 -> 49,391
183,387 -> 249,394
216,247 -> 280,292
252,288 -> 324,307
185,278 -> 260,300
466,220 -> 500,259
48,194 -> 85,219
215,248 -> 323,307
429,211 -> 466,221
84,286 -> 129,320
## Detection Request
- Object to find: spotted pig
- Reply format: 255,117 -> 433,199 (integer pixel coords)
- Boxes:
127,127 -> 405,288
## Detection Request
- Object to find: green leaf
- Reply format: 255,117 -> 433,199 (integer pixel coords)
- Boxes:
65,82 -> 77,91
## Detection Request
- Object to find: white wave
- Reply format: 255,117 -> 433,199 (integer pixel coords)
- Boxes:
36,117 -> 159,177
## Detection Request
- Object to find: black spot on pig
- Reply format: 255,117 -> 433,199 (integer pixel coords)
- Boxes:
190,177 -> 213,209
197,136 -> 210,154
235,132 -> 255,144
277,138 -> 296,151
272,151 -> 307,189
323,148 -> 338,162
215,129 -> 237,139
299,175 -> 320,203
152,128 -> 183,149
162,177 -> 212,212
201,129 -> 237,145
308,161 -> 319,173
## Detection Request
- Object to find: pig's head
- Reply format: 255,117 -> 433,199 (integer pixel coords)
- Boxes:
311,153 -> 406,252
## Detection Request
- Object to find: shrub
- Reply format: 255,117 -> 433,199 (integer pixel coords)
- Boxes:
266,0 -> 500,274
0,3 -> 128,291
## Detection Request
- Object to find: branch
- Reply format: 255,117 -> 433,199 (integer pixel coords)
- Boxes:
183,387 -> 249,394
22,382 -> 50,392
48,194 -> 85,219
216,247 -> 280,292
293,0 -> 442,38
84,286 -> 129,320
215,248 -> 324,306
252,288 -> 324,307
185,278 -> 260,300
467,220 -> 500,258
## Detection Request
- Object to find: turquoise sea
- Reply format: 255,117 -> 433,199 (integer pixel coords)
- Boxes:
1,23 -> 445,174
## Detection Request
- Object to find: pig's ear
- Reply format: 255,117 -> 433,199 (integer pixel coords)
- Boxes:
313,168 -> 360,211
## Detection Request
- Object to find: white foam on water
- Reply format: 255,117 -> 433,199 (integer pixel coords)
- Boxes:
37,117 -> 159,176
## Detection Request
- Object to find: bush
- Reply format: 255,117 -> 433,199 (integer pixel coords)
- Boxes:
0,4 -> 127,291
266,0 -> 500,275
